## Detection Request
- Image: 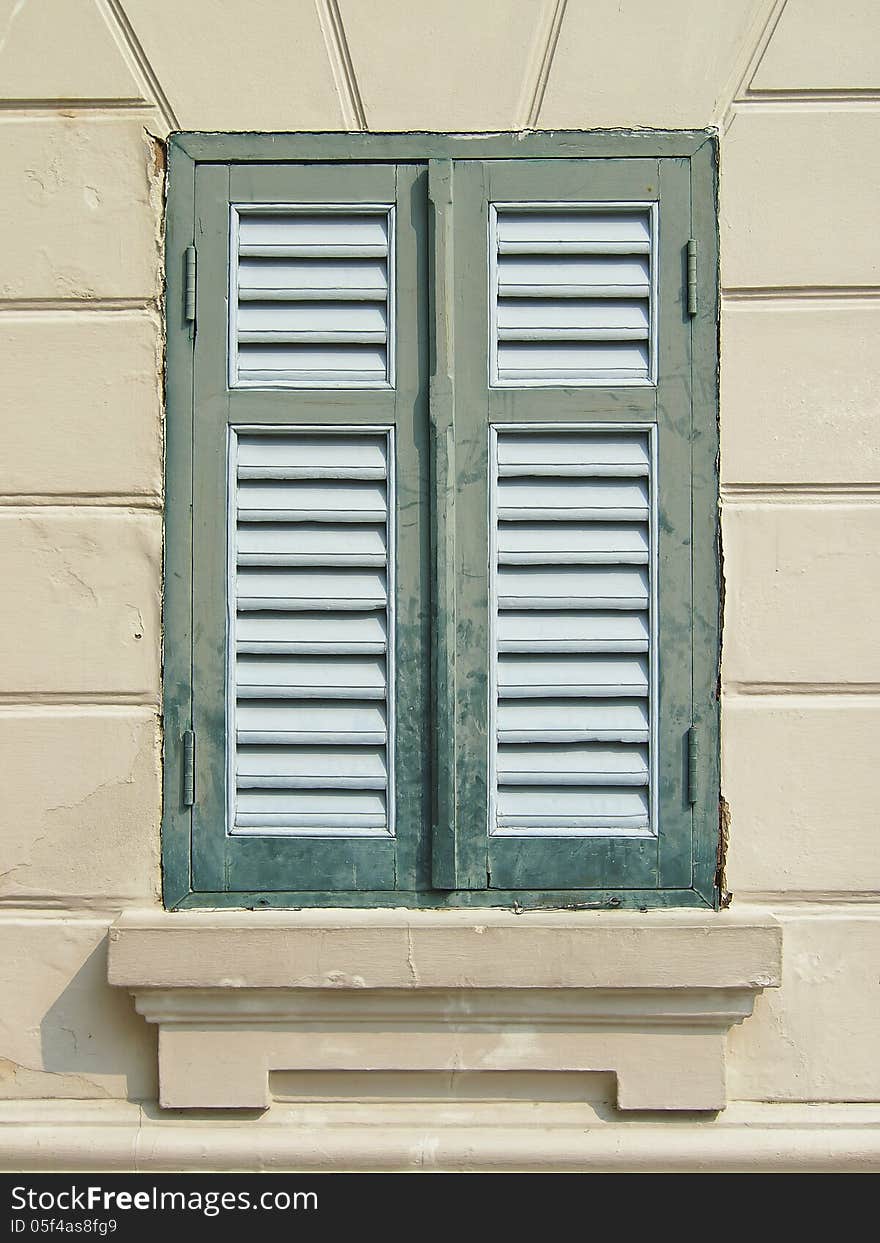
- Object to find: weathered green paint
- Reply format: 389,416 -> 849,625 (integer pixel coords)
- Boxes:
172,886 -> 712,911
161,138 -> 196,911
427,159 -> 460,890
447,154 -> 702,894
688,136 -> 721,908
227,391 -> 394,424
171,131 -> 713,164
162,131 -> 721,910
391,163 -> 433,893
488,387 -> 656,423
198,835 -> 398,893
485,156 -> 660,198
489,838 -> 659,892
188,160 -> 231,892
450,160 -> 492,888
181,160 -> 428,894
654,155 -> 696,892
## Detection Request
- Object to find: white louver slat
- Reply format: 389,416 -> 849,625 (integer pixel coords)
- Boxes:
491,429 -> 655,836
232,209 -> 394,387
491,207 -> 654,386
230,430 -> 394,836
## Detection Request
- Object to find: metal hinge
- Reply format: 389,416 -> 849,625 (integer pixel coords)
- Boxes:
686,726 -> 698,805
183,729 -> 195,806
184,244 -> 197,336
686,239 -> 697,316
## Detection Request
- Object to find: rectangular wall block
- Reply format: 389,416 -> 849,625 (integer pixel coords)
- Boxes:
722,111 -> 880,289
0,313 -> 162,498
721,302 -> 880,485
0,917 -> 156,1102
723,699 -> 880,893
727,912 -> 880,1102
0,510 -> 160,698
722,504 -> 880,686
0,119 -> 160,301
0,709 -> 160,904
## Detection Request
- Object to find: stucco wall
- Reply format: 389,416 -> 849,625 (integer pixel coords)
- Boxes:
1,0 -> 879,1164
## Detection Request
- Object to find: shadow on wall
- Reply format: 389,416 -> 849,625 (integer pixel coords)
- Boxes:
39,935 -> 157,1101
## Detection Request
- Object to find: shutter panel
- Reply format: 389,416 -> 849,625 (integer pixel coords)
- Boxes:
491,207 -> 653,385
491,429 -> 654,835
231,430 -> 394,837
232,209 -> 393,387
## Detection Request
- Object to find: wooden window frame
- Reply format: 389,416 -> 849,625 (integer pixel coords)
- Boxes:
162,131 -> 720,911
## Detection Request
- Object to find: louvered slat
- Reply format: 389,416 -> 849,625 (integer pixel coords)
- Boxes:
491,429 -> 654,836
231,430 -> 393,836
232,210 -> 393,387
492,208 -> 653,385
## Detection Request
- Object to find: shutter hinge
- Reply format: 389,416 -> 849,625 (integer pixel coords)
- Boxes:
686,239 -> 697,316
686,726 -> 698,805
184,244 -> 197,336
183,729 -> 195,806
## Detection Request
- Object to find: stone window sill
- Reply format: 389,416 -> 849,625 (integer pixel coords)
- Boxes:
108,907 -> 782,1112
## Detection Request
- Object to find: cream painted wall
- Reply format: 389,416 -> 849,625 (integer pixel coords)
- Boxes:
0,0 -> 878,1158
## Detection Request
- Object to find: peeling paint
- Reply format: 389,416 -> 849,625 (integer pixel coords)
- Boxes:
717,796 -> 732,908
142,127 -> 166,306
405,927 -> 420,986
321,972 -> 367,989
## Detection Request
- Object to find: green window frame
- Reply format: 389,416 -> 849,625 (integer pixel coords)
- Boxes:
162,132 -> 720,911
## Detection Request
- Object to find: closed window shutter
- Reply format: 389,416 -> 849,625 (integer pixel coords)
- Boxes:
232,430 -> 393,836
492,207 -> 653,386
232,209 -> 393,387
181,160 -> 417,898
448,154 -> 702,897
166,140 -> 717,909
491,429 -> 653,836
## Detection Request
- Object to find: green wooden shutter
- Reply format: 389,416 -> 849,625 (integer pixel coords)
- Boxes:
440,154 -> 717,900
180,161 -> 431,896
163,134 -> 718,910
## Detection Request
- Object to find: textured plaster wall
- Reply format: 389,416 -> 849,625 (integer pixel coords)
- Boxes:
0,0 -> 878,1115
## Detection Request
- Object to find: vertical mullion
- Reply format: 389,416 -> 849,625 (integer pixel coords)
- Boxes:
449,160 -> 492,888
427,158 -> 459,888
392,163 -> 431,891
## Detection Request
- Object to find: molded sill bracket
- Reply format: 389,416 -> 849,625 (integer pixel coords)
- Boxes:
108,907 -> 781,1112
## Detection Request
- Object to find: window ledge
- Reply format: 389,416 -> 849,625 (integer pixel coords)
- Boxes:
108,907 -> 781,1112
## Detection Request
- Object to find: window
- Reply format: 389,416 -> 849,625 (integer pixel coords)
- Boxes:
162,133 -> 719,909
